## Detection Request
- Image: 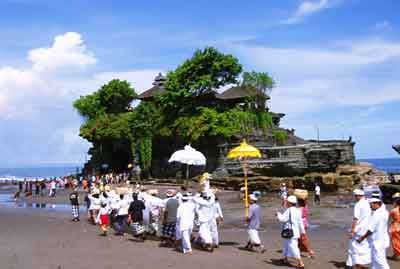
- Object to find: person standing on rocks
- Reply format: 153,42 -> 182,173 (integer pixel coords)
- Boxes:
346,189 -> 371,268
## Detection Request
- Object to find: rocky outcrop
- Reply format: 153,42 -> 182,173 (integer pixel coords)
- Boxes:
217,139 -> 356,177
210,162 -> 388,192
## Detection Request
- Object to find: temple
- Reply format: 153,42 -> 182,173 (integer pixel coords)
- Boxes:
139,73 -> 356,177
393,145 -> 400,155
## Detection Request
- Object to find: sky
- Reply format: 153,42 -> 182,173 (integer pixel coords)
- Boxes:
0,0 -> 400,167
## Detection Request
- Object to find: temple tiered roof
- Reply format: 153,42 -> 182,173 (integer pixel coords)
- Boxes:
138,73 -> 270,103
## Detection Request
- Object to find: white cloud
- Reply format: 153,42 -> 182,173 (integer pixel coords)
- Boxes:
28,32 -> 96,73
231,38 -> 400,114
0,32 -> 163,165
283,0 -> 339,25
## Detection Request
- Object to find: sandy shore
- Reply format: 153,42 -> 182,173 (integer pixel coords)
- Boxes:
0,186 -> 398,269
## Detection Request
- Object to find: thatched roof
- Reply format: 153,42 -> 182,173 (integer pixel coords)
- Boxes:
138,86 -> 165,100
270,112 -> 285,118
216,85 -> 270,100
139,82 -> 271,102
393,145 -> 400,155
138,73 -> 166,100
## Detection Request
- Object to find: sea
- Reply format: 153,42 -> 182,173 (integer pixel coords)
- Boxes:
358,158 -> 400,173
0,165 -> 81,180
0,158 -> 399,180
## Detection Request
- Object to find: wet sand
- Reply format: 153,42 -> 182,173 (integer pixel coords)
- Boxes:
0,186 -> 398,269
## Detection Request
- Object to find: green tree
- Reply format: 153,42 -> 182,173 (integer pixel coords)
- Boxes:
73,92 -> 103,119
242,71 -> 275,96
73,80 -> 138,172
98,79 -> 137,114
159,47 -> 242,117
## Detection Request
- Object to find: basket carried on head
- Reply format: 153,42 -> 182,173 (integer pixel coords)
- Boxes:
294,189 -> 308,200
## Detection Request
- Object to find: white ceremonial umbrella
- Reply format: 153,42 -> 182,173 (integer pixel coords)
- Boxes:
168,145 -> 206,180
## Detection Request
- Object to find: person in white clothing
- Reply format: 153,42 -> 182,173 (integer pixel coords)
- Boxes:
177,194 -> 196,254
88,190 -> 101,224
210,195 -> 223,247
114,194 -> 130,235
346,189 -> 371,268
194,191 -> 215,251
277,195 -> 305,269
357,198 -> 390,269
314,183 -> 321,205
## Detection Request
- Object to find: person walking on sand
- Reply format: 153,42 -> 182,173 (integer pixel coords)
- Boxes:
210,194 -> 223,248
298,198 -> 315,258
128,193 -> 146,240
389,193 -> 400,261
280,183 -> 288,207
177,194 -> 196,254
88,190 -> 101,224
194,191 -> 215,252
49,180 -> 57,197
97,202 -> 111,236
161,190 -> 179,247
277,195 -> 305,269
357,197 -> 390,269
346,189 -> 371,268
115,193 -> 130,235
244,194 -> 265,253
69,187 -> 80,222
314,183 -> 320,205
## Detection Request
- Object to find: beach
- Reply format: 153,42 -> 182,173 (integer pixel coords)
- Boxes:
0,186 -> 397,269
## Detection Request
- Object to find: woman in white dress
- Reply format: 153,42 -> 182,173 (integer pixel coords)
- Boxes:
277,195 -> 305,269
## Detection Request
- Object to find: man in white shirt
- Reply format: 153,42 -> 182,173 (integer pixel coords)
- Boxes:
357,198 -> 390,269
210,195 -> 223,248
314,183 -> 320,205
177,194 -> 196,254
194,191 -> 215,251
346,189 -> 371,268
277,195 -> 305,268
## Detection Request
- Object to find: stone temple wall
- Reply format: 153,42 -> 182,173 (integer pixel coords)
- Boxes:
216,140 -> 356,177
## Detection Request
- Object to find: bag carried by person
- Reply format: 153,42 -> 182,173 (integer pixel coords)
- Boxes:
130,222 -> 145,236
281,209 -> 294,239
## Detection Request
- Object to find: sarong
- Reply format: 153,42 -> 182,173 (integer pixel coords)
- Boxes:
298,233 -> 312,253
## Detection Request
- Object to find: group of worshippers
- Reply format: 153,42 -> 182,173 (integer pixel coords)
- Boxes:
70,173 -> 224,254
68,174 -> 400,267
346,189 -> 400,269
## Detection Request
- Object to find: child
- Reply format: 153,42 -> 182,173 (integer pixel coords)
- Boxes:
69,187 -> 80,222
97,203 -> 111,236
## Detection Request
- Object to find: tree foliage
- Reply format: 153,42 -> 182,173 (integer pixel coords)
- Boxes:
73,80 -> 137,171
98,79 -> 137,113
159,47 -> 242,117
242,71 -> 275,96
73,47 -> 285,175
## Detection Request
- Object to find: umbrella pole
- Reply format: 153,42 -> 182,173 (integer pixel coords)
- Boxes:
185,164 -> 189,187
243,158 -> 249,218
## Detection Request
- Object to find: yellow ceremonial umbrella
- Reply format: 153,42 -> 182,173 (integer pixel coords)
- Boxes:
227,139 -> 261,218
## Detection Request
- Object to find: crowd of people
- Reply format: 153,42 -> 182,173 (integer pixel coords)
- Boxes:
65,172 -> 400,268
346,189 -> 400,269
70,173 -> 225,254
14,177 -> 75,199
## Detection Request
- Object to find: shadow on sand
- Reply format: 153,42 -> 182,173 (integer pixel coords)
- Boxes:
219,241 -> 239,246
265,258 -> 295,267
328,260 -> 347,268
